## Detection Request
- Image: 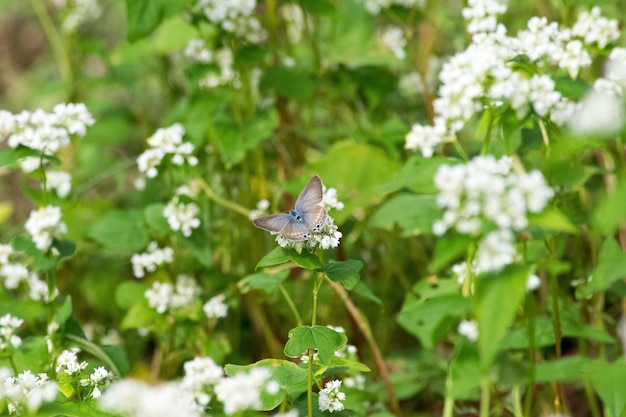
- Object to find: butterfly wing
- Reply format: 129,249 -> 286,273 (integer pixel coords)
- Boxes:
300,205 -> 328,232
294,175 -> 324,211
252,213 -> 292,233
281,219 -> 312,241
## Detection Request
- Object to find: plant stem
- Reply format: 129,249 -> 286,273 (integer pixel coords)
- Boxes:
278,283 -> 303,326
546,238 -> 563,413
307,348 -> 314,417
480,374 -> 491,417
29,0 -> 72,81
196,177 -> 251,217
328,280 -> 403,416
443,367 -> 455,417
524,295 -> 537,417
513,385 -> 524,417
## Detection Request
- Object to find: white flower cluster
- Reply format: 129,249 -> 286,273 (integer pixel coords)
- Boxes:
322,187 -> 345,211
405,6 -> 621,157
198,48 -> 258,90
99,379 -> 201,417
144,275 -> 199,315
0,368 -> 58,415
0,103 -> 94,173
181,357 -> 224,411
248,199 -> 270,221
183,39 -> 213,63
163,196 -> 201,237
361,0 -> 424,15
281,4 -> 308,44
79,366 -> 114,399
458,319 -> 478,342
56,349 -> 88,375
194,0 -> 266,43
203,293 -> 228,319
379,27 -> 407,60
0,245 -> 58,301
131,241 -> 174,278
0,314 -> 23,351
46,171 -> 72,198
50,0 -> 102,32
214,367 -> 277,415
137,123 -> 198,178
318,379 -> 346,413
24,205 -> 67,251
433,156 -> 554,236
275,216 -> 343,251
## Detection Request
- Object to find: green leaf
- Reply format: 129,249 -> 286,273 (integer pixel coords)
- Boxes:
535,356 -> 590,382
576,238 -> 626,298
528,207 -> 578,234
144,203 -> 170,232
397,279 -> 471,349
311,140 -> 402,223
121,302 -> 162,331
256,246 -> 322,270
57,371 -> 75,397
368,194 -> 440,237
12,336 -> 49,373
115,281 -> 149,309
125,0 -> 188,42
0,146 -> 59,168
11,235 -> 57,271
594,178 -> 626,236
380,156 -> 457,195
238,271 -> 290,295
428,232 -> 474,273
300,0 -> 336,15
100,344 -> 132,375
226,359 -> 309,407
323,259 -> 363,290
53,239 -> 76,260
473,264 -> 532,369
284,325 -> 347,364
88,209 -> 148,252
449,339 -> 481,399
352,281 -> 382,305
55,296 -> 73,326
260,67 -> 316,100
326,356 -> 371,373
586,359 -> 626,417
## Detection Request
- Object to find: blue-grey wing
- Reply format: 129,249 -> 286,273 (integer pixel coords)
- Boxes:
294,175 -> 324,212
300,205 -> 328,232
281,220 -> 312,241
252,213 -> 292,233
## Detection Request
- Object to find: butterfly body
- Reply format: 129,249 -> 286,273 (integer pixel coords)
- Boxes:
253,176 -> 328,241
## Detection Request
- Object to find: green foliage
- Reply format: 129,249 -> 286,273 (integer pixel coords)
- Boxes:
284,325 -> 347,364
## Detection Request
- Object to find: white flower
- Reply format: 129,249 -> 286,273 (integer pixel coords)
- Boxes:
249,199 -> 270,221
131,242 -> 174,278
52,102 -> 95,136
606,47 -> 626,87
458,320 -> 478,342
46,171 -> 72,198
475,229 -> 518,272
0,314 -> 23,350
0,263 -> 29,289
322,187 -> 345,211
163,198 -> 201,237
571,7 -> 619,49
2,370 -> 58,414
99,379 -> 200,417
145,282 -> 174,314
194,0 -> 266,43
343,375 -> 366,390
137,124 -> 198,178
379,26 -> 406,59
568,90 -> 625,136
51,0 -> 102,32
203,294 -> 228,319
0,244 -> 13,264
24,205 -> 67,251
405,117 -> 449,158
182,357 -> 224,408
56,349 -> 88,375
527,274 -> 541,291
318,379 -> 346,413
462,0 -> 507,34
214,368 -> 272,415
184,39 -> 213,63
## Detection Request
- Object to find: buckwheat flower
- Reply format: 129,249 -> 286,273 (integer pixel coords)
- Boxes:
606,47 -> 626,86
273,411 -> 299,417
131,242 -> 174,278
182,356 -> 224,409
526,274 -> 541,291
184,39 -> 213,63
306,217 -> 342,250
28,272 -> 59,302
51,0 -> 102,33
405,117 -> 449,158
163,198 -> 201,237
46,171 -> 72,198
475,229 -> 518,272
458,320 -> 478,342
462,0 -> 507,34
571,7 -> 619,49
322,187 -> 345,211
0,244 -> 13,264
79,366 -> 113,399
517,170 -> 555,213
137,124 -> 198,178
203,294 -> 228,319
3,370 -> 58,415
550,98 -> 580,126
0,314 -> 23,350
528,75 -> 561,117
137,148 -> 166,178
248,199 -> 270,221
281,4 -> 307,44
52,102 -> 95,136
343,375 -> 366,390
214,367 -> 273,415
19,156 -> 42,173
556,39 -> 591,78
24,205 -> 67,251
99,379 -> 200,417
568,90 -> 625,136
145,282 -> 174,314
594,78 -> 623,96
56,349 -> 88,375
379,26 -> 406,59
0,262 -> 29,289
0,110 -> 16,139
318,379 -> 346,413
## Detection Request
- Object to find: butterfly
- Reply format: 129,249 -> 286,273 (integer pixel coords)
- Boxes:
252,175 -> 328,241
